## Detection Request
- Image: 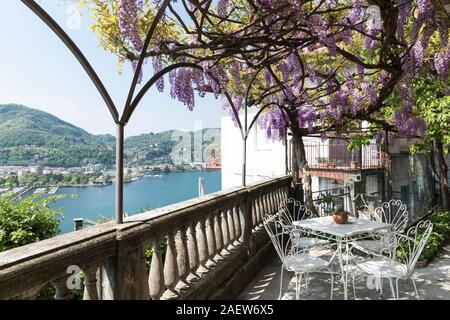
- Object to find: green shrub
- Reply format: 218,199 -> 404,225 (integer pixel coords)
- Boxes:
0,194 -> 66,252
0,193 -> 76,299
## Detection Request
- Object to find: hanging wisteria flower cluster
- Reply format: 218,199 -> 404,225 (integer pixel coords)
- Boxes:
117,0 -> 145,81
257,107 -> 290,142
84,0 -> 449,145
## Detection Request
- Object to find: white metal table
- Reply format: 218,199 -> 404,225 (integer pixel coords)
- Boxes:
293,216 -> 392,300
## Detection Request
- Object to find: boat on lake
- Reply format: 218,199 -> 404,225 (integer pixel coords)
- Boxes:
48,186 -> 59,194
34,187 -> 48,194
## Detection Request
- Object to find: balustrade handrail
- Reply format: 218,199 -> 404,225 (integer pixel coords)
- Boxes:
0,175 -> 292,300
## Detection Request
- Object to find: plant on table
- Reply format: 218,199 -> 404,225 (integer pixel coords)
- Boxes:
332,205 -> 350,224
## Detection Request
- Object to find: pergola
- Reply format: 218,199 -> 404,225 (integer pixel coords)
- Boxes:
20,0 -> 450,224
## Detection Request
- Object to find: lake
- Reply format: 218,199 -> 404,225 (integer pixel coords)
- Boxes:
48,170 -> 221,234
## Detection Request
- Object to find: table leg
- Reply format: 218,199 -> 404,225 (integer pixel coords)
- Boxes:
336,238 -> 347,300
344,240 -> 350,300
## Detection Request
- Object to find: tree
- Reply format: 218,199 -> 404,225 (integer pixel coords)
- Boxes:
79,0 -> 448,208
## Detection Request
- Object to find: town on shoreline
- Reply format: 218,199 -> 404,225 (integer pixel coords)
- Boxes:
0,161 -> 221,197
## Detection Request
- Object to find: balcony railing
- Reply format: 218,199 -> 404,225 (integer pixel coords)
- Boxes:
0,176 -> 292,300
305,142 -> 384,170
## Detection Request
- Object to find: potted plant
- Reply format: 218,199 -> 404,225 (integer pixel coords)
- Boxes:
332,205 -> 349,224
316,157 -> 328,168
328,160 -> 337,168
350,160 -> 359,169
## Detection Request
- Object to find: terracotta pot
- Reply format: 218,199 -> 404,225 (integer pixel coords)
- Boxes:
332,213 -> 348,224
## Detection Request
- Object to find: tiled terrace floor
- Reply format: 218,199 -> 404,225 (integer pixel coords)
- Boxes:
238,245 -> 450,300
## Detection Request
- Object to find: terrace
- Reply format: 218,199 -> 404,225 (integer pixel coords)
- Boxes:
1,174 -> 449,300
1,0 -> 449,301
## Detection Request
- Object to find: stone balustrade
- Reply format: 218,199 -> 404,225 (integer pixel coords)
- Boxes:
0,176 -> 292,300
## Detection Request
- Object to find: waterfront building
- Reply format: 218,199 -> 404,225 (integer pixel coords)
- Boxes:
28,166 -> 43,175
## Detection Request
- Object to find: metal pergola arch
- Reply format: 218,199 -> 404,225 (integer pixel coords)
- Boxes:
20,0 -> 290,225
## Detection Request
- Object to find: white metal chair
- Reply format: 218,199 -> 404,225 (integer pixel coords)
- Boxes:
278,198 -> 329,250
353,220 -> 433,300
353,193 -> 373,220
351,199 -> 409,256
263,214 -> 335,300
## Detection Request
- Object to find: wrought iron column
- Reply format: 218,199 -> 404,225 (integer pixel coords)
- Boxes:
242,138 -> 247,186
116,123 -> 124,224
242,97 -> 248,187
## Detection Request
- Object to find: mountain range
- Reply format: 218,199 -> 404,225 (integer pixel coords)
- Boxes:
0,104 -> 219,167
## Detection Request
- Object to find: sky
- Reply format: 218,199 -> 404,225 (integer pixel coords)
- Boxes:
0,1 -> 224,137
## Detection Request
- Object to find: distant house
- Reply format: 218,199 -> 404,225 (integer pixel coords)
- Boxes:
29,166 -> 43,175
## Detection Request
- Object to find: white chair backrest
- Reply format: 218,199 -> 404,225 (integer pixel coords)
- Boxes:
354,193 -> 372,220
374,199 -> 409,233
279,198 -> 315,226
263,214 -> 292,264
393,220 -> 433,275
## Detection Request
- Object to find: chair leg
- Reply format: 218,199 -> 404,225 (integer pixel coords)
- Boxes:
278,266 -> 284,300
295,273 -> 303,300
388,278 -> 397,300
395,278 -> 400,300
352,274 -> 357,300
329,269 -> 334,300
305,273 -> 309,294
411,278 -> 420,300
379,277 -> 383,299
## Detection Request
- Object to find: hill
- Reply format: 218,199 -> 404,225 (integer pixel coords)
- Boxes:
0,104 -> 220,167
0,104 -> 116,167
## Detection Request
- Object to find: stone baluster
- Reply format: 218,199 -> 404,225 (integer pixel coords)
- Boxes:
261,194 -> 267,223
149,237 -> 165,300
269,191 -> 276,213
213,210 -> 225,261
267,192 -> 273,214
206,214 -> 217,267
162,232 -> 179,299
221,209 -> 230,252
243,197 -> 255,257
196,218 -> 209,274
82,264 -> 99,300
266,192 -> 272,214
263,193 -> 270,215
227,207 -> 236,249
251,197 -> 257,228
277,188 -> 283,206
175,226 -> 190,291
234,203 -> 242,243
186,221 -> 200,282
273,190 -> 278,211
273,190 -> 279,211
256,195 -> 263,227
276,188 -> 281,209
54,276 -> 72,300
